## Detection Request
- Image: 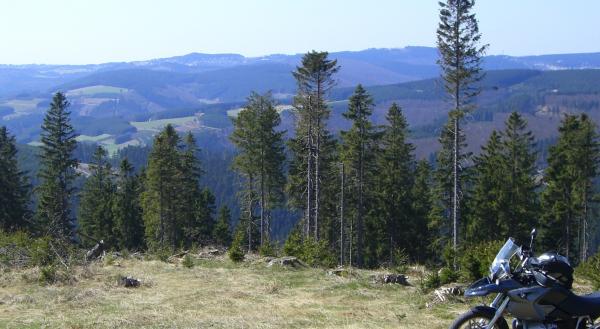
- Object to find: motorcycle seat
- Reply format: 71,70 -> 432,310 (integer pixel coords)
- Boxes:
560,291 -> 600,319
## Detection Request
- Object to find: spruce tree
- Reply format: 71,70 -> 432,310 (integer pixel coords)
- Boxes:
542,114 -> 599,261
179,132 -> 214,247
193,188 -> 216,244
213,206 -> 232,247
467,131 -> 507,243
574,115 -> 599,261
36,92 -> 78,238
340,85 -> 380,267
112,159 -> 145,250
288,51 -> 340,241
141,125 -> 182,250
230,92 -> 285,248
0,126 -> 31,232
501,112 -> 538,242
375,103 -> 415,263
142,127 -> 215,250
411,160 -> 434,262
429,119 -> 471,258
79,146 -> 115,246
436,0 -> 488,255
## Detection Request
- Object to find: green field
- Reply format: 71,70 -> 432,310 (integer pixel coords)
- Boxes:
227,105 -> 293,118
130,116 -> 199,132
1,98 -> 44,118
66,85 -> 129,97
76,134 -> 113,142
75,134 -> 141,155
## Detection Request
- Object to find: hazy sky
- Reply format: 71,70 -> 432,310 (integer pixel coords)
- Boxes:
0,0 -> 598,64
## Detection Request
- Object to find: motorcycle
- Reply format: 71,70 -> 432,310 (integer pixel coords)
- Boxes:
450,229 -> 600,329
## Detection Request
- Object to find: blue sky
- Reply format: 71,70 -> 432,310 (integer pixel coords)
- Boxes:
0,0 -> 598,64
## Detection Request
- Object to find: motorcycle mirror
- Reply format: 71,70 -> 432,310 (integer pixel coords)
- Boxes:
530,228 -> 537,251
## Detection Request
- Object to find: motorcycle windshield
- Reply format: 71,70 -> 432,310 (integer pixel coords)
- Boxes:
490,238 -> 520,279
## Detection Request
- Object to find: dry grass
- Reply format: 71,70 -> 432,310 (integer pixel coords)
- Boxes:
0,257 -> 471,328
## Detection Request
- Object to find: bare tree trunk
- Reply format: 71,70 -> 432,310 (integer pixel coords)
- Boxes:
356,122 -> 365,267
247,176 -> 254,252
306,103 -> 313,238
314,129 -> 320,240
452,115 -> 459,269
582,187 -> 589,261
260,154 -> 265,247
159,179 -> 165,248
340,162 -> 344,266
349,217 -> 353,267
566,203 -> 571,260
314,83 -> 323,241
452,6 -> 462,269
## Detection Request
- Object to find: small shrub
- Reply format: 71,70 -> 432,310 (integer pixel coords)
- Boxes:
439,267 -> 459,284
39,265 -> 57,285
458,240 -> 505,281
392,248 -> 409,273
442,244 -> 456,269
152,248 -> 172,262
229,234 -> 245,263
577,253 -> 600,290
259,241 -> 277,257
283,230 -> 335,268
103,253 -> 116,266
420,271 -> 441,291
298,237 -> 336,267
229,244 -> 244,262
120,249 -> 131,259
182,254 -> 195,268
282,229 -> 303,257
0,231 -> 55,267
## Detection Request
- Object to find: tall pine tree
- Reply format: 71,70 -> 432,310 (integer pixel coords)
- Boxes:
411,160 -> 434,262
501,112 -> 538,242
288,51 -> 340,241
542,114 -> 599,262
375,103 -> 415,263
112,158 -> 145,250
179,133 -> 215,247
429,119 -> 471,259
230,92 -> 285,248
36,92 -> 78,238
142,125 -> 183,250
213,205 -> 232,247
436,0 -> 487,256
79,146 -> 115,246
467,131 -> 507,243
340,85 -> 380,267
574,115 -> 599,261
0,126 -> 31,232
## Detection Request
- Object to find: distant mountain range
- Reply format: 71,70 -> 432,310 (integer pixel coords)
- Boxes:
1,46 -> 600,157
3,46 -> 600,99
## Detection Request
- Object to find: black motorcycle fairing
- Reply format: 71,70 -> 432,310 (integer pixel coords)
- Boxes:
465,277 -> 522,297
508,285 -> 600,321
558,291 -> 600,320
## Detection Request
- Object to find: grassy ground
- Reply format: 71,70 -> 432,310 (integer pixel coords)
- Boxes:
0,255 -> 471,329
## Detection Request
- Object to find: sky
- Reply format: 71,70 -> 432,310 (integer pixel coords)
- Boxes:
0,0 -> 598,65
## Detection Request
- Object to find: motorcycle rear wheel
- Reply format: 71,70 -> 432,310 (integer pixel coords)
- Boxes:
449,306 -> 509,329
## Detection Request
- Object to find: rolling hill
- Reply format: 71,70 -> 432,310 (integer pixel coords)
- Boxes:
1,48 -> 600,158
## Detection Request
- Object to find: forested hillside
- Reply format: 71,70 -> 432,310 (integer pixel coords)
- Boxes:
3,50 -> 600,269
